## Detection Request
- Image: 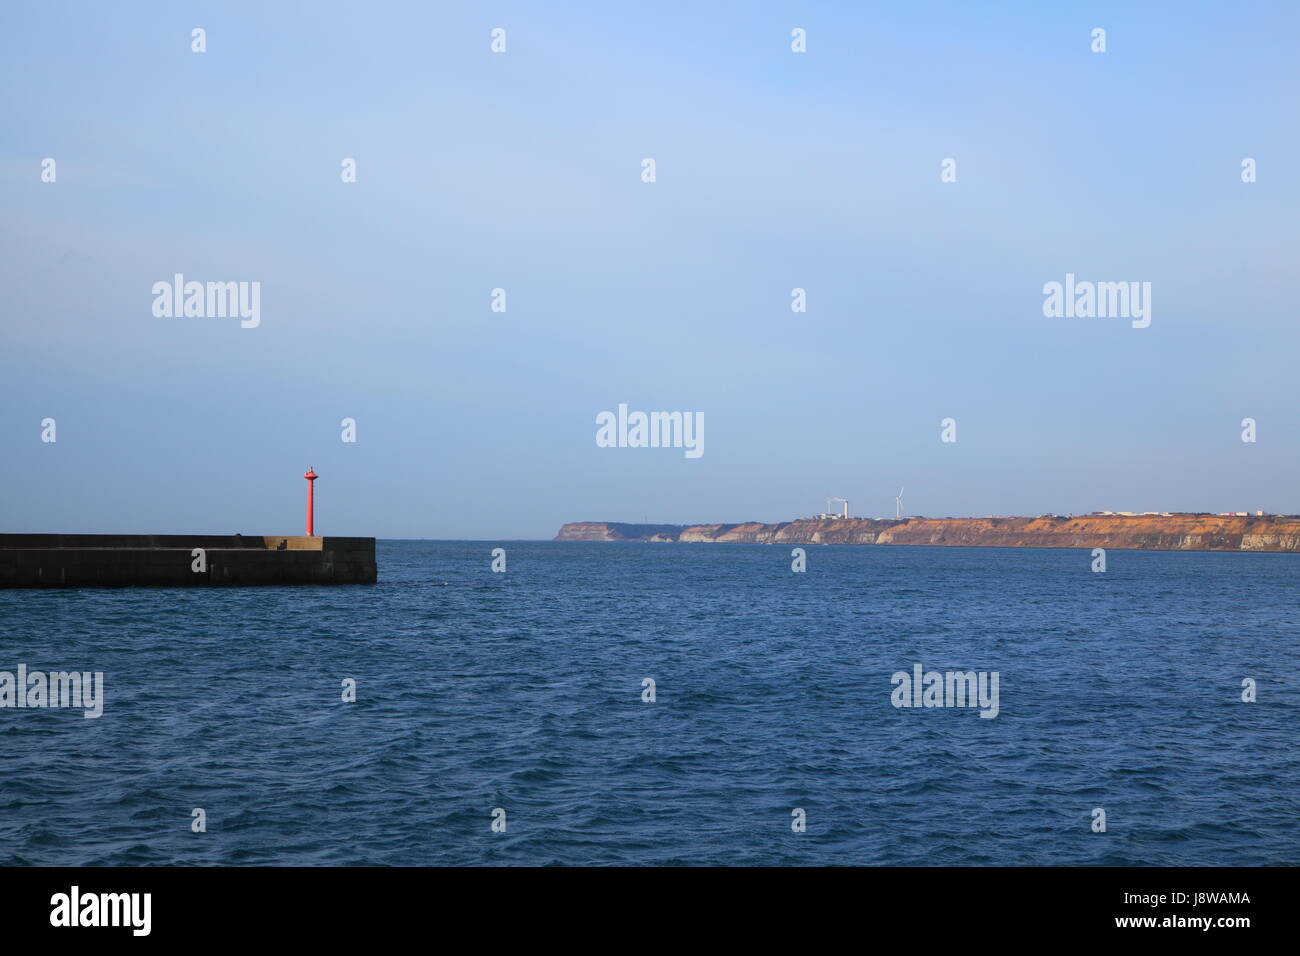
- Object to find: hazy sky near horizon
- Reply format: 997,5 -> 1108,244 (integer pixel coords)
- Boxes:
3,1 -> 1299,538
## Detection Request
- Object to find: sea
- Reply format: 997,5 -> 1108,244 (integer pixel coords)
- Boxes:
1,540 -> 1296,866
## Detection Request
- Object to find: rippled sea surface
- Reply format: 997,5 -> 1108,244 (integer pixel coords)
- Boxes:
1,541 -> 1296,866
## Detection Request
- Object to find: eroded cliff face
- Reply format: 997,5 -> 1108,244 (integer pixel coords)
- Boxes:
551,522 -> 687,542
553,515 -> 1300,552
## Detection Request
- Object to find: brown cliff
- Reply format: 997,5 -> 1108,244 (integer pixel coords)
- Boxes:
554,515 -> 1300,552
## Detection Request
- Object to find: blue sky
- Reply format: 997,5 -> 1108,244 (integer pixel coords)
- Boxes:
3,1 -> 1298,538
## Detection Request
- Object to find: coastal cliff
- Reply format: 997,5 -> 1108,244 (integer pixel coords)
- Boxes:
554,515 -> 1300,552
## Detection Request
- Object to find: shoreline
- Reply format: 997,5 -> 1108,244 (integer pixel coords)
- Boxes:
554,515 -> 1300,553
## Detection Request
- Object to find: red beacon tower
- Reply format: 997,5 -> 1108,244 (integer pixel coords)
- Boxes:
304,467 -> 318,535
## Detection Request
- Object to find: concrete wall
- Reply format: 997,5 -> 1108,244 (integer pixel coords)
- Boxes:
0,534 -> 370,551
0,535 -> 376,588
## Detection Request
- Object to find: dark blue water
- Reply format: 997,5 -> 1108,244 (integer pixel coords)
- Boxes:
1,541 -> 1296,866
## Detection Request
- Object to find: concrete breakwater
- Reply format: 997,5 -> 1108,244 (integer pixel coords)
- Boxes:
554,514 -> 1300,553
0,534 -> 377,588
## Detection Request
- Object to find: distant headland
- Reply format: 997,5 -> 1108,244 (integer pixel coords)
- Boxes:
555,514 -> 1300,553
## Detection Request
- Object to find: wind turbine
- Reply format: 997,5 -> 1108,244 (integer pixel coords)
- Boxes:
895,487 -> 905,519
